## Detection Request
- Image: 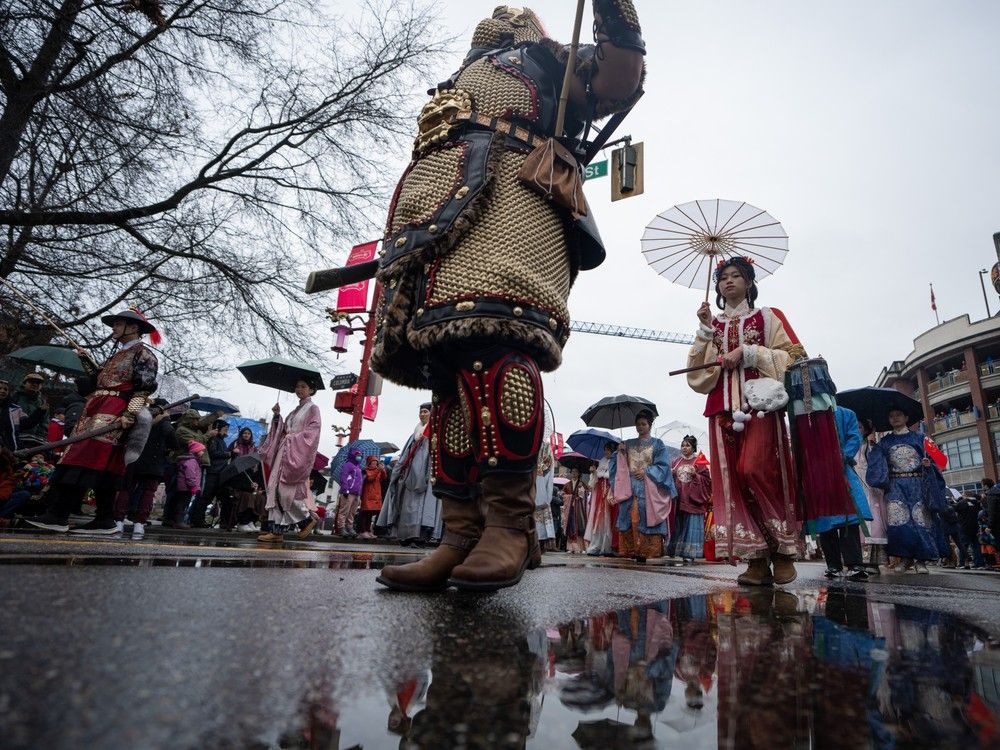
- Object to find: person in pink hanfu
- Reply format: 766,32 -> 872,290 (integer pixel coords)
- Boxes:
257,377 -> 322,544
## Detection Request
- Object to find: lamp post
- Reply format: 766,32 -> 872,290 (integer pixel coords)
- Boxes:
979,269 -> 992,318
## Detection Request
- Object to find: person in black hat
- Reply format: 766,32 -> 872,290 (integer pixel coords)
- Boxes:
26,309 -> 159,533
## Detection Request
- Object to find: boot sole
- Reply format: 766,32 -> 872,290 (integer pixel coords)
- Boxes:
737,577 -> 774,586
375,575 -> 447,593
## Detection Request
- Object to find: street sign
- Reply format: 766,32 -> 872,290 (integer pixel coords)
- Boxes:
611,141 -> 644,201
329,373 -> 359,390
584,160 -> 608,181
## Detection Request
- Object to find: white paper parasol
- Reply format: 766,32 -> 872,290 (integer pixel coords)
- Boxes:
641,199 -> 788,300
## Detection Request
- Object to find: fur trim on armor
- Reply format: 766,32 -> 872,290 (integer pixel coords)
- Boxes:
408,315 -> 565,374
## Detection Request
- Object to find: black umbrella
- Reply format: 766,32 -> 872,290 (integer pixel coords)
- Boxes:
836,387 -> 924,432
581,395 -> 658,430
190,396 -> 240,414
377,441 -> 400,455
236,357 -> 325,393
219,454 -> 263,486
558,451 -> 596,473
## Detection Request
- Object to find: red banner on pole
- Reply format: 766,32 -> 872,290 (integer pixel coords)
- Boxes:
348,384 -> 379,422
335,241 -> 379,312
549,431 -> 564,459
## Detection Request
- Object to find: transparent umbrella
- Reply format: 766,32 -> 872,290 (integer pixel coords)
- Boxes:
642,198 -> 788,300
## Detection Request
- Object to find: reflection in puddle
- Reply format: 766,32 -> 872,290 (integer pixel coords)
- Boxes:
280,589 -> 999,749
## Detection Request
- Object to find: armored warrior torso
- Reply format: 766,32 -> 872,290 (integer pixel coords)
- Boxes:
371,6 -> 644,388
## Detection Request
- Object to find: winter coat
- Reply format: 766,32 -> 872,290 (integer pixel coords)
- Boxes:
361,460 -> 387,512
176,454 -> 203,493
0,397 -> 16,452
62,392 -> 86,437
205,436 -> 230,475
955,496 -> 982,537
339,459 -> 363,496
13,389 -> 48,445
132,417 -> 177,479
174,410 -> 217,466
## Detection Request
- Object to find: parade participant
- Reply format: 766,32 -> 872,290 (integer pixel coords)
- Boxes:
334,448 -> 364,538
358,455 -> 387,539
26,309 -> 159,533
816,406 -> 872,580
376,403 -> 440,545
533,442 -> 556,550
562,467 -> 588,554
0,380 -> 16,452
865,409 -> 947,573
257,377 -> 323,544
13,372 -> 49,450
608,410 -> 676,562
855,417 -> 889,573
686,256 -> 804,585
374,2 -> 647,593
668,435 -> 711,564
585,442 -> 616,556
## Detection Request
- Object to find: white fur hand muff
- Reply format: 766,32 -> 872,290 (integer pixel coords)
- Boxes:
743,377 -> 788,415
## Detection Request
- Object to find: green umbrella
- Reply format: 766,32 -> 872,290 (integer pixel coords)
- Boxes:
236,357 -> 325,394
7,345 -> 88,376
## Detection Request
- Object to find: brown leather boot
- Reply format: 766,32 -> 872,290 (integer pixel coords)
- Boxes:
448,472 -> 542,592
771,553 -> 798,584
736,556 -> 773,586
376,498 -> 482,592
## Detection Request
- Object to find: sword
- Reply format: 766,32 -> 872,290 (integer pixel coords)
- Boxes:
14,394 -> 199,458
304,260 -> 380,295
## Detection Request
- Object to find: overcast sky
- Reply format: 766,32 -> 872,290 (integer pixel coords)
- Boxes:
211,1 -> 1000,458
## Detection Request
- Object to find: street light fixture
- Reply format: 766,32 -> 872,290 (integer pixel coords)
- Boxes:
979,268 -> 992,318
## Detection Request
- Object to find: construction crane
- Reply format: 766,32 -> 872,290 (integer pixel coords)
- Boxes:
570,320 -> 695,345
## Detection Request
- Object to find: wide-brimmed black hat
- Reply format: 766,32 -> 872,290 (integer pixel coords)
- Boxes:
101,309 -> 156,335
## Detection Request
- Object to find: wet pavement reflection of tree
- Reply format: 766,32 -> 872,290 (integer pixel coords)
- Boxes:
275,589 -> 999,750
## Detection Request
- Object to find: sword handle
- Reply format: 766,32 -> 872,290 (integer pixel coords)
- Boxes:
304,261 -> 380,295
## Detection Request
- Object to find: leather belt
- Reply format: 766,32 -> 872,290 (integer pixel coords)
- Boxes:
92,389 -> 127,397
451,111 -> 547,149
890,471 -> 922,478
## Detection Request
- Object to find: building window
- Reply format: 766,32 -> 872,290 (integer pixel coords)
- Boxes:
940,436 -> 982,469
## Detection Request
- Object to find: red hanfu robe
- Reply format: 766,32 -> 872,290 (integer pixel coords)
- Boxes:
686,303 -> 803,561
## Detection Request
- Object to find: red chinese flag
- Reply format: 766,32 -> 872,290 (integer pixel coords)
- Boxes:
694,451 -> 710,467
924,436 -> 947,470
335,241 -> 379,312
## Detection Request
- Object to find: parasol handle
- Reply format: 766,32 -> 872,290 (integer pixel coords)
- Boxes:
554,0 -> 587,138
704,250 -> 717,303
669,361 -> 721,377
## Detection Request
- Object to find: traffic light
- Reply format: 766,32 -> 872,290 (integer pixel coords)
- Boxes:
611,141 -> 643,201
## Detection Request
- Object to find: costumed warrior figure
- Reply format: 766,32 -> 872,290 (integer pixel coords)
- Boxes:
686,257 -> 804,585
584,441 -> 617,555
668,435 -> 711,563
608,410 -> 676,562
256,377 -> 322,545
375,3 -> 646,592
376,402 -> 442,544
27,310 -> 159,533
864,408 -> 947,574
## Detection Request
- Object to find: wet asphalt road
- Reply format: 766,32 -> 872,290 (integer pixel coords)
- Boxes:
2,528 -> 999,749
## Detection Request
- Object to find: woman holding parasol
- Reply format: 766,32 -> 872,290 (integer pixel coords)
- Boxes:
686,257 -> 805,585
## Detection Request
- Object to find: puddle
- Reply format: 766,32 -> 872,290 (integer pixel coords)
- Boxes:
281,589 -> 999,749
0,552 -> 406,569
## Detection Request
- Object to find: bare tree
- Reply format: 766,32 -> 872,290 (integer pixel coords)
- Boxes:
0,0 -> 447,377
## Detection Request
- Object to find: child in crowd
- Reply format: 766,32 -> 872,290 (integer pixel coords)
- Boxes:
171,441 -> 206,529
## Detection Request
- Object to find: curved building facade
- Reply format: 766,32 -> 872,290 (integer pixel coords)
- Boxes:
876,313 -> 1000,492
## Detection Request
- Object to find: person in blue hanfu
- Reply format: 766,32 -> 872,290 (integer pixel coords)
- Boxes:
815,406 -> 873,581
608,409 -> 677,562
865,409 -> 946,574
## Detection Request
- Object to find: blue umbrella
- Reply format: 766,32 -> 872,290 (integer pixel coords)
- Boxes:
190,396 -> 240,414
328,439 -> 380,481
566,428 -> 620,460
223,416 -> 267,447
